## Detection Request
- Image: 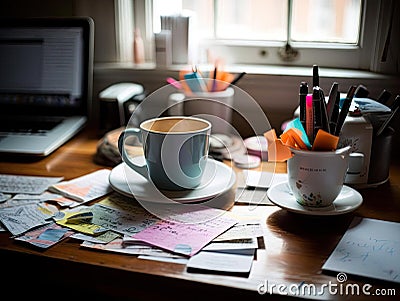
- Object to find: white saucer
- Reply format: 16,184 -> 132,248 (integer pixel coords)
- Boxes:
267,182 -> 363,216
109,158 -> 236,203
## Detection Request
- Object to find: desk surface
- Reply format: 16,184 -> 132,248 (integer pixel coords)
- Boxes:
1,129 -> 399,300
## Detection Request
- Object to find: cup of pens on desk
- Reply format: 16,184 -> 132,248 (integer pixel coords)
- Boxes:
183,86 -> 234,135
277,66 -> 361,207
167,67 -> 246,135
287,145 -> 351,207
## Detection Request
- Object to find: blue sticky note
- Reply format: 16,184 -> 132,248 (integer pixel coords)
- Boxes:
183,72 -> 205,93
38,228 -> 69,242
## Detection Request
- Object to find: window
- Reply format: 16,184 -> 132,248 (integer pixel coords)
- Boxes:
124,0 -> 397,73
153,0 -> 361,43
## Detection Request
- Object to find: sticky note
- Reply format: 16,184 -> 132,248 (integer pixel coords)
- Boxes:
263,129 -> 292,162
283,118 -> 312,149
312,129 -> 339,151
281,128 -> 308,150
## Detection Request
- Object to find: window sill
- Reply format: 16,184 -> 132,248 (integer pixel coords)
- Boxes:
94,62 -> 395,80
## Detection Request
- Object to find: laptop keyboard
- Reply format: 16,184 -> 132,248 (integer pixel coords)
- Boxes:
0,117 -> 63,135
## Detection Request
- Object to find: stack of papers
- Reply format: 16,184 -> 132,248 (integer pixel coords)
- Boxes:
0,169 -> 266,275
0,170 -> 113,247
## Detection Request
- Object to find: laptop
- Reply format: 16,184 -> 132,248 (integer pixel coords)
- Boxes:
0,17 -> 94,156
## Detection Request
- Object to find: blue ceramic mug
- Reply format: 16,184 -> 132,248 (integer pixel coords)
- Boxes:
118,116 -> 211,191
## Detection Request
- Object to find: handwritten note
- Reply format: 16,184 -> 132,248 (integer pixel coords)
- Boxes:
322,217 -> 400,283
90,203 -> 159,236
0,174 -> 63,194
213,222 -> 265,241
49,169 -> 112,205
133,210 -> 238,256
0,203 -> 57,236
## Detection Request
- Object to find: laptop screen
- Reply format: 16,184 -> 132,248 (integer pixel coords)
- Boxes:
0,17 -> 93,116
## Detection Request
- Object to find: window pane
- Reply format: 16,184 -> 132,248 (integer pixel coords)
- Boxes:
216,0 -> 287,40
291,0 -> 362,43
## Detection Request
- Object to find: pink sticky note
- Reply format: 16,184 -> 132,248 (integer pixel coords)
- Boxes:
133,214 -> 237,256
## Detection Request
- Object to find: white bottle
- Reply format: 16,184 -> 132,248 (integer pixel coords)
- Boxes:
133,28 -> 145,64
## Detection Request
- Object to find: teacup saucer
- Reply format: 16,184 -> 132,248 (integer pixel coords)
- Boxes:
267,182 -> 363,216
109,157 -> 236,203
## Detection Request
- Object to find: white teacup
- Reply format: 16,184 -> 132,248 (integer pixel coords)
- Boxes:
287,146 -> 351,207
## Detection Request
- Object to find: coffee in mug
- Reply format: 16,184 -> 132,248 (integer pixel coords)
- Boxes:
118,116 -> 211,191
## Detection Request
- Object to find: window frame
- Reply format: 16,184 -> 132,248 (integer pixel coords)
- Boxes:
125,0 -> 396,73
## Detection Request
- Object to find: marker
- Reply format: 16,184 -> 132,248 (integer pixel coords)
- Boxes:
166,77 -> 182,90
312,64 -> 326,122
306,94 -> 313,143
376,95 -> 400,136
334,85 -> 357,136
299,82 -> 308,131
329,91 -> 341,134
319,87 -> 330,133
312,87 -> 323,141
354,84 -> 369,98
312,64 -> 319,88
376,89 -> 392,105
326,82 -> 338,124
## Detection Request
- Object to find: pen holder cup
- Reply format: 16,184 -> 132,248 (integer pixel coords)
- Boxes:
368,126 -> 394,185
287,146 -> 351,207
179,87 -> 235,135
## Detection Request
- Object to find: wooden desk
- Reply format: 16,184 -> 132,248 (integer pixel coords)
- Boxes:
1,129 -> 399,300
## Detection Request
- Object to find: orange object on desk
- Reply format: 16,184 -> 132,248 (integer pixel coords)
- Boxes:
311,129 -> 339,151
264,128 -> 292,162
280,128 -> 308,150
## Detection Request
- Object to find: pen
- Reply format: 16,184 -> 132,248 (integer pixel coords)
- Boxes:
326,82 -> 338,123
312,64 -> 319,88
312,64 -> 326,115
354,84 -> 369,98
319,87 -> 330,133
312,86 -> 329,141
329,91 -> 341,134
299,81 -> 308,131
230,72 -> 246,86
376,89 -> 392,105
376,95 -> 400,136
334,85 -> 357,136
